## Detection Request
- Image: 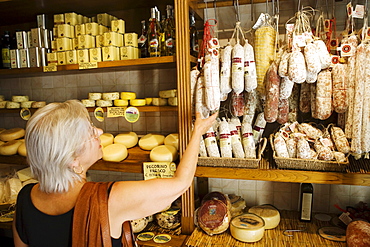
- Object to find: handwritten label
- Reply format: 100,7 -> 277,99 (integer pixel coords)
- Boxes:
107,107 -> 126,117
43,65 -> 57,72
78,62 -> 98,70
143,162 -> 176,180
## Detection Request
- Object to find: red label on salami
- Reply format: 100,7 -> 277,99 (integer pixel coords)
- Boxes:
230,130 -> 239,136
198,200 -> 228,229
242,132 -> 253,138
203,132 -> 216,138
232,57 -> 242,63
219,133 -> 231,139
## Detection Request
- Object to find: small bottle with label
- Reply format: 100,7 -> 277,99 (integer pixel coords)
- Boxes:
1,31 -> 11,69
138,20 -> 148,58
299,183 -> 313,222
147,7 -> 161,57
163,5 -> 175,56
189,11 -> 199,58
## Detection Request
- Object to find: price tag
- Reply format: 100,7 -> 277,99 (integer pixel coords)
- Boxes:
293,34 -> 306,47
107,107 -> 126,118
143,162 -> 176,180
124,106 -> 140,123
339,44 -> 355,57
353,5 -> 365,19
78,62 -> 98,70
94,107 -> 104,122
20,108 -> 31,120
43,65 -> 57,72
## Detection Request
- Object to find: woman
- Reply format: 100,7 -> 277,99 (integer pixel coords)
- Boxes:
12,99 -> 217,247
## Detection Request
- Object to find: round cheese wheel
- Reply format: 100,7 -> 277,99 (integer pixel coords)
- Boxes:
150,145 -> 178,162
102,92 -> 120,100
230,213 -> 265,242
99,133 -> 114,147
152,98 -> 168,106
0,101 -> 7,108
0,140 -> 23,155
198,199 -> 231,236
145,98 -> 153,105
0,128 -> 25,141
130,217 -> 148,233
155,208 -> 181,230
4,177 -> 22,203
164,133 -> 179,150
20,101 -> 36,108
248,205 -> 280,229
18,142 -> 27,157
6,101 -> 20,109
347,220 -> 370,247
81,99 -> 95,107
138,134 -> 165,151
96,100 -> 113,107
130,99 -> 146,106
31,101 -> 46,108
114,99 -> 129,107
12,95 -> 29,102
114,132 -> 138,148
88,92 -> 102,100
102,143 -> 128,162
120,92 -> 136,100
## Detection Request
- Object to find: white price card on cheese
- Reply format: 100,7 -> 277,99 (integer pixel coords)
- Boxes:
143,162 -> 176,180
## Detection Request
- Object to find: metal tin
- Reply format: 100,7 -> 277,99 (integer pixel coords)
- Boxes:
97,13 -> 110,27
19,49 -> 30,68
16,31 -> 28,49
75,24 -> 86,36
111,19 -> 125,34
124,33 -> 138,47
57,51 -> 66,65
54,14 -> 65,25
31,28 -> 42,47
57,24 -> 73,38
66,50 -> 77,64
56,37 -> 72,51
10,49 -> 20,68
78,34 -> 95,49
37,14 -> 48,29
40,48 -> 47,66
104,32 -> 123,47
77,49 -> 89,63
64,12 -> 77,26
77,14 -> 83,25
102,46 -> 119,61
42,29 -> 51,49
96,35 -> 104,47
47,52 -> 58,65
72,38 -> 79,50
51,40 -> 57,52
85,22 -> 99,36
27,31 -> 32,48
89,47 -> 102,62
29,47 -> 41,67
119,46 -> 135,60
99,25 -> 108,35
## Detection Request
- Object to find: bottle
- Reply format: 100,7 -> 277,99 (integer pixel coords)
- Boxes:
1,31 -> 11,69
138,20 -> 148,58
299,183 -> 313,222
189,11 -> 199,58
147,7 -> 161,57
163,5 -> 175,56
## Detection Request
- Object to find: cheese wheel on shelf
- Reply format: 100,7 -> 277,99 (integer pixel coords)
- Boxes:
81,99 -> 95,107
100,133 -> 114,147
16,167 -> 33,182
130,99 -> 146,106
0,140 -> 23,155
138,134 -> 165,150
20,101 -> 36,108
102,92 -> 120,100
164,133 -> 179,150
120,92 -> 136,100
248,205 -> 280,229
130,217 -> 148,233
31,101 -> 46,108
150,145 -> 178,162
96,100 -> 113,107
114,132 -> 138,148
230,213 -> 265,242
6,101 -> 20,109
4,177 -> 22,203
102,143 -> 128,162
88,92 -> 102,100
17,142 -> 27,157
159,89 -> 177,98
114,99 -> 129,107
0,181 -> 4,203
152,98 -> 167,106
12,95 -> 29,102
145,98 -> 153,105
168,97 -> 178,106
0,101 -> 7,108
0,128 -> 25,141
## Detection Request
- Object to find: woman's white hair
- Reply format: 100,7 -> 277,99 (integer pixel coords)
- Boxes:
25,100 -> 93,193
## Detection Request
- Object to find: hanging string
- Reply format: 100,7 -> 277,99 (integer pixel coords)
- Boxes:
199,18 -> 218,61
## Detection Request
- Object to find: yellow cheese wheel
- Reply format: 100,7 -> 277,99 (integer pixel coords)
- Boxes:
120,92 -> 136,100
164,133 -> 179,150
248,205 -> 280,229
150,145 -> 178,162
230,213 -> 265,242
17,142 -> 27,157
114,99 -> 129,107
0,101 -> 7,108
0,128 -> 25,141
0,140 -> 23,155
130,99 -> 146,106
102,143 -> 128,162
99,133 -> 114,147
20,101 -> 36,108
145,98 -> 153,105
114,132 -> 138,148
31,101 -> 46,108
12,95 -> 29,102
138,134 -> 165,150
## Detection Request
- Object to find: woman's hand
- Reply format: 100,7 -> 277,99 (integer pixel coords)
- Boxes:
192,111 -> 218,137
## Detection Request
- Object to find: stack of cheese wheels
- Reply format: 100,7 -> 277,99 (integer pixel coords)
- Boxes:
131,217 -> 149,233
0,128 -> 26,156
230,213 -> 265,243
18,142 -> 27,157
248,204 -> 280,230
139,133 -> 165,150
114,132 -> 138,148
100,133 -> 114,147
155,207 -> 181,230
228,194 -> 246,218
164,133 -> 179,150
102,143 -> 128,162
150,145 -> 178,162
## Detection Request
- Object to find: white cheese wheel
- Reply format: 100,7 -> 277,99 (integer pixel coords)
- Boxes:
16,167 -> 33,182
31,101 -> 46,108
6,101 -> 20,109
248,205 -> 280,229
152,98 -> 168,106
159,89 -> 177,98
0,181 -> 5,203
96,100 -> 113,107
81,99 -> 95,107
130,99 -> 146,106
20,101 -> 36,108
12,95 -> 29,102
230,213 -> 265,242
145,98 -> 153,105
4,177 -> 22,203
138,134 -> 165,150
88,92 -> 102,100
0,101 -> 7,108
168,97 -> 178,106
102,92 -> 120,100
0,140 -> 23,155
150,145 -> 178,162
120,92 -> 136,100
114,132 -> 138,148
99,133 -> 114,147
0,128 -> 25,141
102,143 -> 128,162
130,217 -> 148,233
164,133 -> 179,150
114,99 -> 129,107
17,142 -> 27,157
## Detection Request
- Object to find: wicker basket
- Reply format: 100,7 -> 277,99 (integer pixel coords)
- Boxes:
197,137 -> 267,168
270,134 -> 349,172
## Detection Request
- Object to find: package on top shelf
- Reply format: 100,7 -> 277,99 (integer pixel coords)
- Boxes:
10,49 -> 20,69
124,33 -> 138,47
54,14 -> 65,25
19,49 -> 30,68
64,12 -> 78,26
75,24 -> 86,36
57,24 -> 74,38
103,32 -> 123,47
77,34 -> 95,49
95,35 -> 104,47
57,51 -> 66,65
56,37 -> 72,51
102,46 -> 119,61
97,13 -> 117,27
111,19 -> 125,34
85,22 -> 99,36
37,14 -> 48,29
77,49 -> 89,63
16,31 -> 28,49
47,52 -> 58,65
66,50 -> 77,64
119,46 -> 138,60
89,47 -> 102,62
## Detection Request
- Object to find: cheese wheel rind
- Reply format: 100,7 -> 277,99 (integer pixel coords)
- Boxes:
0,128 -> 25,141
88,92 -> 102,100
138,134 -> 165,150
120,92 -> 136,100
102,92 -> 120,100
6,101 -> 20,109
114,132 -> 138,148
114,99 -> 129,107
96,100 -> 113,107
130,99 -> 146,106
0,140 -> 23,155
230,213 -> 265,242
150,145 -> 178,162
248,205 -> 280,229
17,142 -> 27,157
12,95 -> 29,102
164,133 -> 179,150
102,143 -> 128,162
81,99 -> 96,107
100,133 -> 114,147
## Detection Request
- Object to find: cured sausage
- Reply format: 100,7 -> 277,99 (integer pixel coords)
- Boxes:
304,42 -> 321,76
203,53 -> 221,112
220,44 -> 233,95
278,50 -> 291,77
274,132 -> 289,158
190,67 -> 200,115
288,48 -> 307,84
219,118 -> 233,158
280,76 -> 294,99
264,61 -> 280,123
232,43 -> 245,94
252,112 -> 266,144
299,82 -> 311,113
195,73 -> 210,119
277,98 -> 289,124
288,83 -> 299,122
332,63 -> 348,113
203,127 -> 220,157
228,120 -> 245,158
314,39 -> 332,70
315,69 -> 332,120
232,92 -> 245,117
244,39 -> 257,92
242,121 -> 256,158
